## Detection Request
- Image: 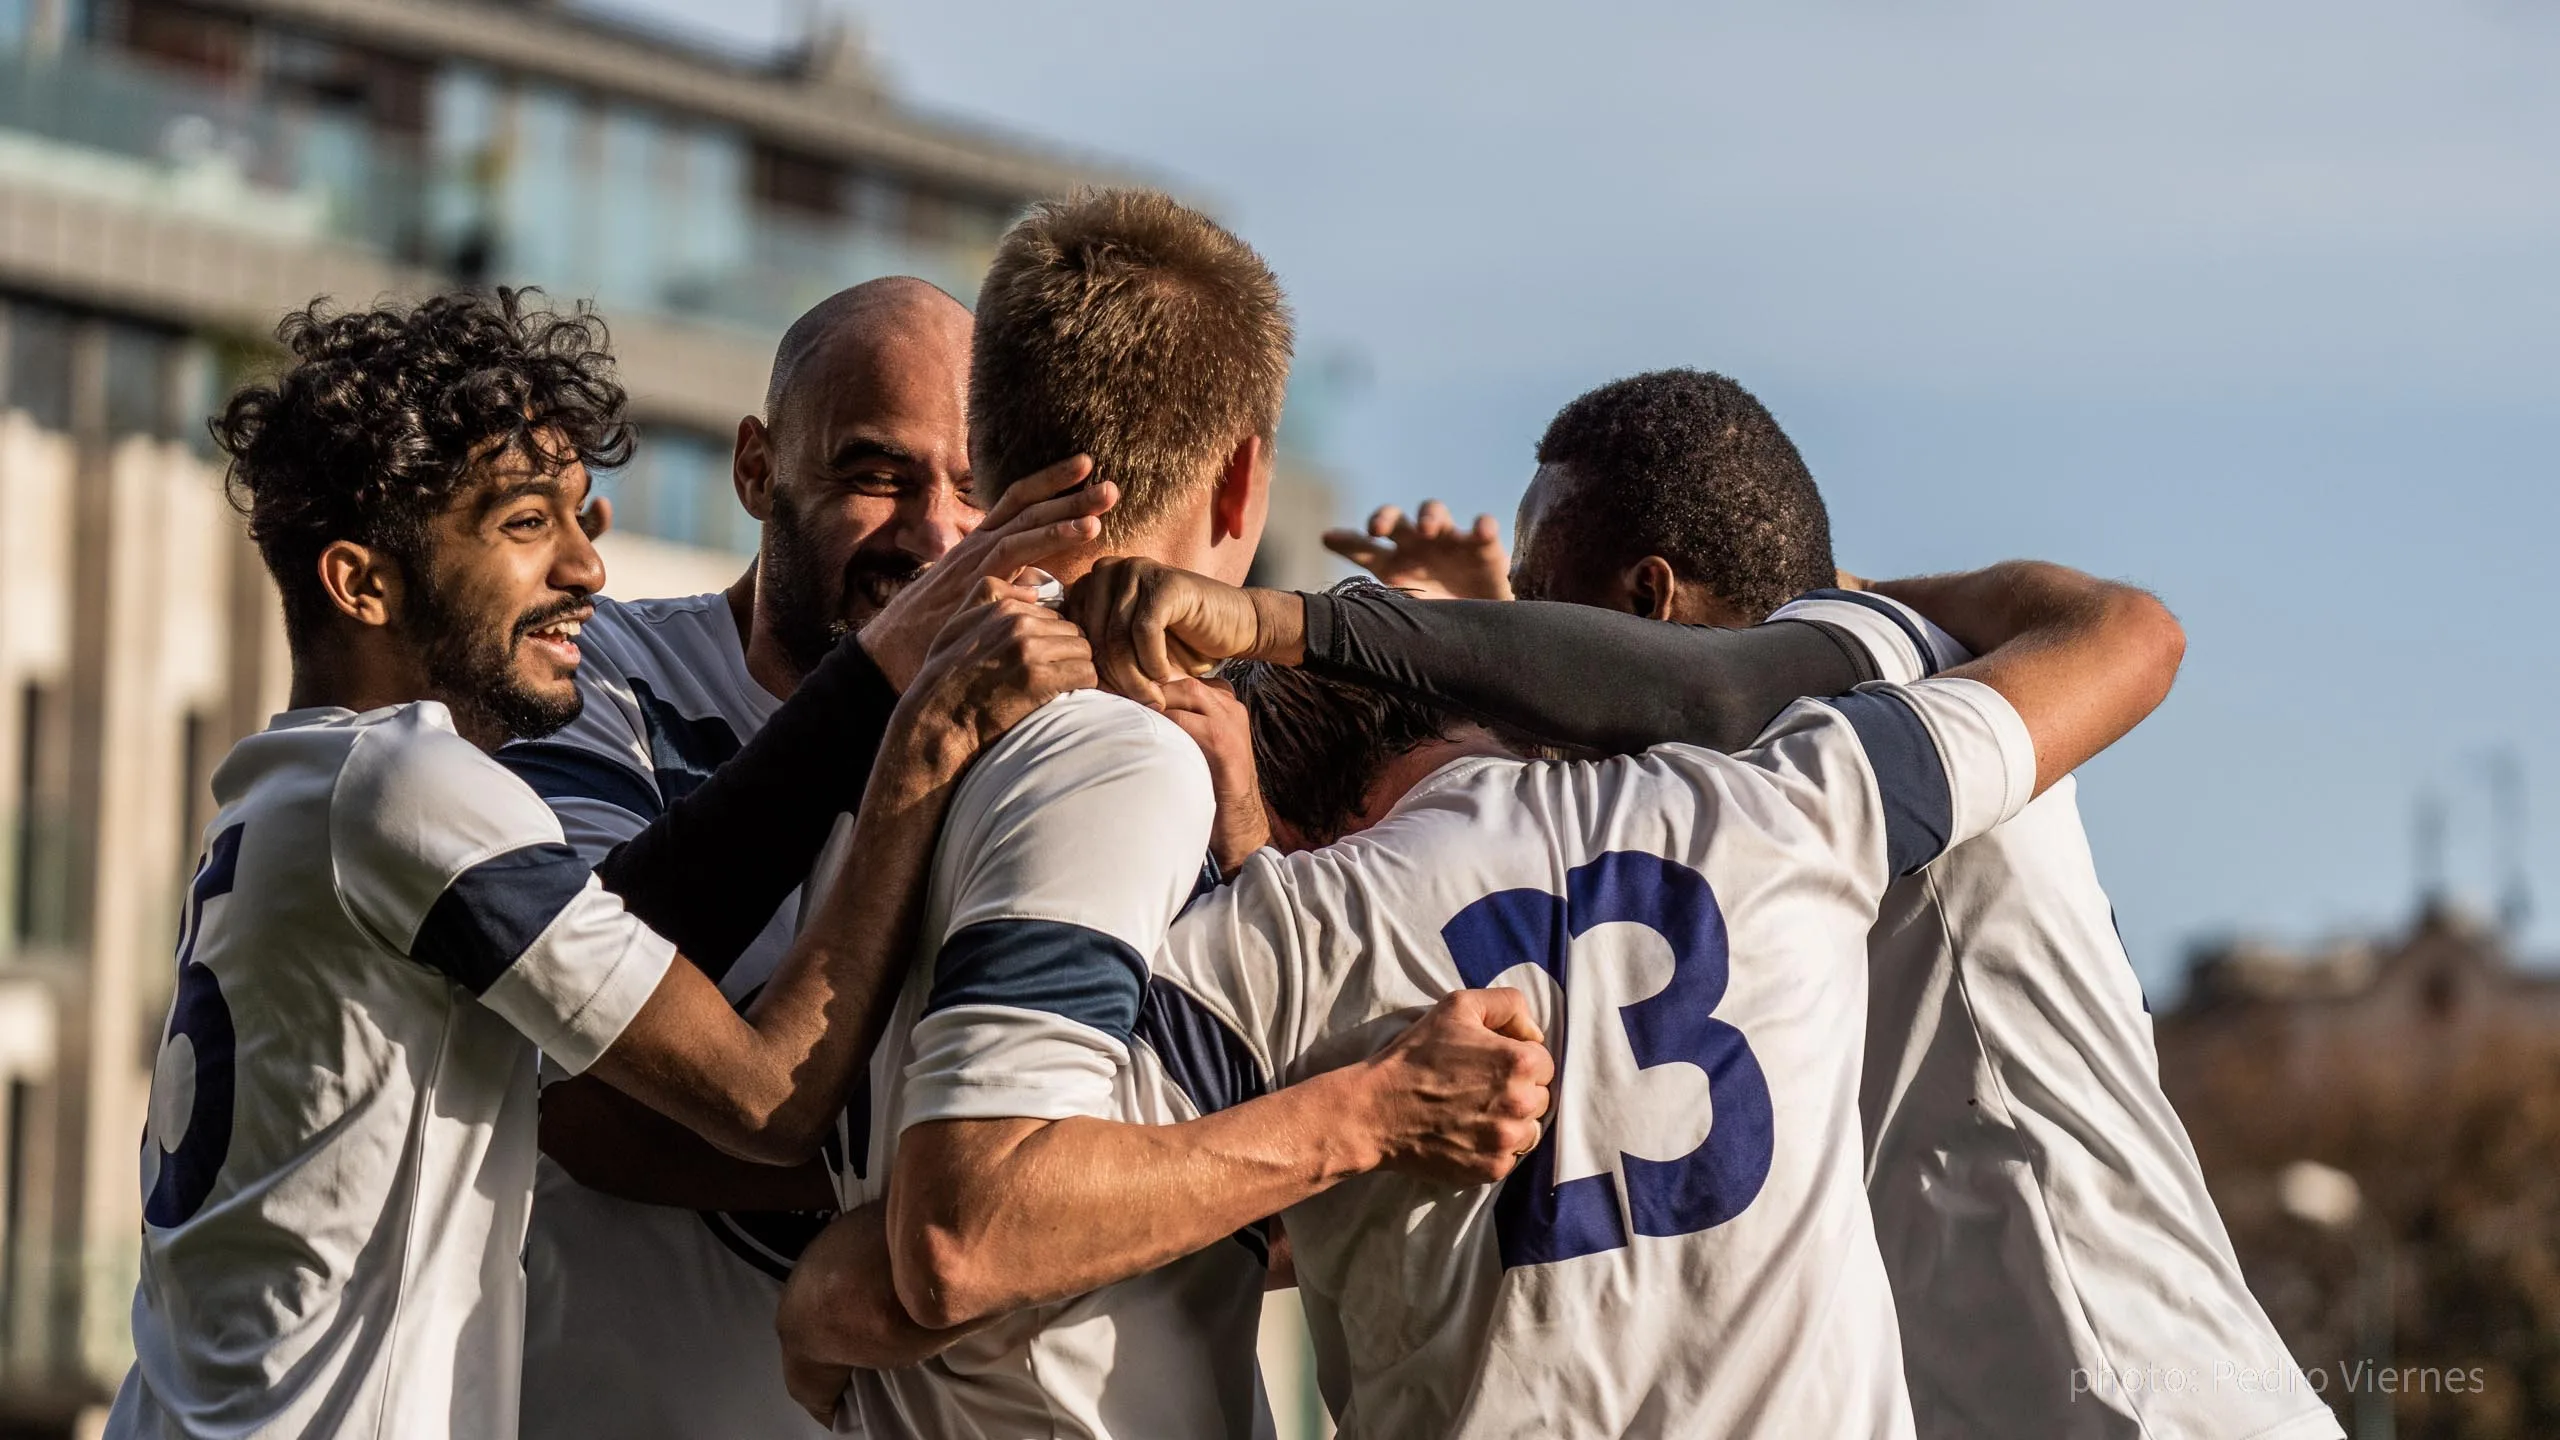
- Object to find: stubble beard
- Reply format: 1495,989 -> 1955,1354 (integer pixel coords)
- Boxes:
408,571 -> 587,744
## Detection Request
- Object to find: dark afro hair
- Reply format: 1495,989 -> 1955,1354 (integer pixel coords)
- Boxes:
211,288 -> 633,645
1532,368 -> 1833,620
1231,583 -> 1462,847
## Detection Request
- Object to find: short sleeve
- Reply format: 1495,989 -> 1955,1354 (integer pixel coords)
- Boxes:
1769,588 -> 1972,683
334,708 -> 676,1074
1831,678 -> 2037,874
1152,856 -> 1303,1101
898,692 -> 1215,1129
1740,676 -> 2036,880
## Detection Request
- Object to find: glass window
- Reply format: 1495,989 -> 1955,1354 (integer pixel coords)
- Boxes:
13,680 -> 67,946
614,427 -> 748,553
752,143 -> 844,218
496,82 -> 590,293
593,103 -> 658,308
426,64 -> 499,280
663,124 -> 747,310
104,321 -> 177,439
653,431 -> 705,548
4,299 -> 73,432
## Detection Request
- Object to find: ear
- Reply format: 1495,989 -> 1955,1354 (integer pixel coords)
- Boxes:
1624,555 -> 1681,622
734,415 -> 775,523
1211,433 -> 1267,545
317,539 -> 400,629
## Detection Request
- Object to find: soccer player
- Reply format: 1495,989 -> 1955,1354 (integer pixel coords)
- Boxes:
809,553 -> 2181,1436
108,290 -> 1091,1439
763,189 -> 1556,1438
508,278 -> 1112,1440
1315,369 -> 2339,1439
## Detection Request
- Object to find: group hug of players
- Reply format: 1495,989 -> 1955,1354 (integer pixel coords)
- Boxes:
107,186 -> 2343,1440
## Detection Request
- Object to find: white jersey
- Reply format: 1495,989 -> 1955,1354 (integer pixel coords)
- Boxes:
495,591 -> 842,1440
107,703 -> 675,1440
830,689 -> 1271,1440
1769,593 -> 2339,1440
1162,677 -> 2038,1440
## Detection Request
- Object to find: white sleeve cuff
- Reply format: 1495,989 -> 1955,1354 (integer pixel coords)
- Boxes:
896,1005 -> 1126,1128
482,887 -> 678,1076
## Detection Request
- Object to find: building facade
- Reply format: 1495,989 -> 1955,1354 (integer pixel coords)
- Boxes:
0,1 -> 1340,1430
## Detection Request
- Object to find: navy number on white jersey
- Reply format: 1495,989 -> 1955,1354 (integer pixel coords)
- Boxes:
1442,850 -> 1775,1268
145,823 -> 245,1228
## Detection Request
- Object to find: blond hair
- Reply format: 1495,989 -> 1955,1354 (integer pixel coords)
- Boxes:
970,188 -> 1294,540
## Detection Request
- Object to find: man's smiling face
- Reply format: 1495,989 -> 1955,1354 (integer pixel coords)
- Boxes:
404,432 -> 604,744
750,291 -> 980,676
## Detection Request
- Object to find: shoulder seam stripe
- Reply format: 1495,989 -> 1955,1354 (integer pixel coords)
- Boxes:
1796,588 -> 1941,678
929,918 -> 1149,1041
1831,689 -> 1955,876
498,742 -> 663,821
411,843 -> 594,994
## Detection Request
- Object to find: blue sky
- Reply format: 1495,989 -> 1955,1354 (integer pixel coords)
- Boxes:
607,0 -> 2560,994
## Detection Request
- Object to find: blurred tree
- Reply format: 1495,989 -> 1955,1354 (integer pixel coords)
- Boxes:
2163,909 -> 2560,1438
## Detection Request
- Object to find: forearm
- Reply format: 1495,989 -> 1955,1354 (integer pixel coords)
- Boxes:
1875,562 -> 2186,792
1869,561 -> 2116,658
595,635 -> 901,978
539,1074 -> 835,1211
721,712 -> 973,1156
780,1203 -> 990,1371
597,707 -> 973,1165
1284,588 -> 1877,754
888,1067 -> 1377,1328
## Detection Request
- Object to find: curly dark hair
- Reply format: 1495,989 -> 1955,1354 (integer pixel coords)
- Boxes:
1531,368 -> 1833,621
211,288 -> 633,644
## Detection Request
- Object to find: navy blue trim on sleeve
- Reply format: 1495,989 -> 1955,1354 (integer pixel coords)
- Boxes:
411,842 -> 595,994
1182,852 -> 1222,913
1831,691 -> 1955,876
1796,589 -> 1942,677
498,742 -> 664,822
1135,977 -> 1271,1118
928,919 -> 1147,1042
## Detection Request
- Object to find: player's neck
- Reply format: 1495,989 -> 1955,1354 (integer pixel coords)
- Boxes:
1038,540 -> 1249,589
1041,491 -> 1254,587
726,565 -> 799,701
1356,726 -> 1518,827
287,638 -> 502,749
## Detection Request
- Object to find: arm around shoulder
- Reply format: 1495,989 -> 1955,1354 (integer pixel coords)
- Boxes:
1875,562 -> 2185,794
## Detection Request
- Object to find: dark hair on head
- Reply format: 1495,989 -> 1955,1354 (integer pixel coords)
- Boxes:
971,187 -> 1293,541
1532,368 -> 1833,620
211,288 -> 633,645
1232,584 -> 1460,847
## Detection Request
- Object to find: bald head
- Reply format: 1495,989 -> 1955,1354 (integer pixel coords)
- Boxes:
738,275 -> 980,683
763,277 -> 972,448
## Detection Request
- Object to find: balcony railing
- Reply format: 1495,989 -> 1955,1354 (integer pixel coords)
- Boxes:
0,44 -> 423,256
1,43 -> 1000,339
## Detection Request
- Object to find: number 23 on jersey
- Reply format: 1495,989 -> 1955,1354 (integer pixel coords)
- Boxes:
1442,850 -> 1774,1269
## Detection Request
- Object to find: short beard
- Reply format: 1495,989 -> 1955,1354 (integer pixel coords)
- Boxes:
407,568 -> 585,744
762,487 -> 927,677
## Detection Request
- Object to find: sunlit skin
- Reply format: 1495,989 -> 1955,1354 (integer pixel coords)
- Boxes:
729,283 -> 981,697
300,438 -> 604,752
1509,461 -> 1756,628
